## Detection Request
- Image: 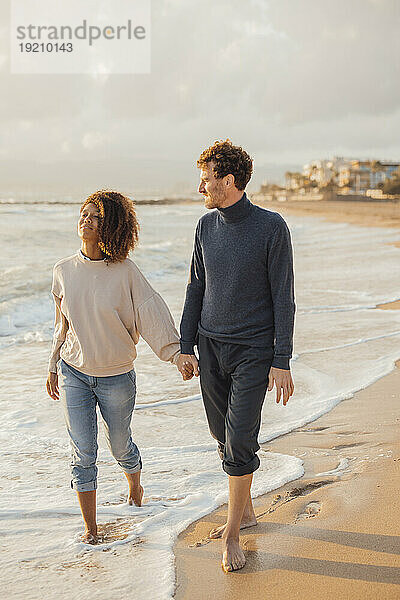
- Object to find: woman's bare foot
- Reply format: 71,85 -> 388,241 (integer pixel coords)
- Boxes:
209,514 -> 257,539
128,484 -> 144,507
76,490 -> 97,544
125,470 -> 144,507
221,537 -> 246,572
80,530 -> 99,545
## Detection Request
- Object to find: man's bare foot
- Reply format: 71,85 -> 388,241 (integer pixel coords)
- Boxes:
128,485 -> 144,507
209,514 -> 257,539
221,538 -> 246,572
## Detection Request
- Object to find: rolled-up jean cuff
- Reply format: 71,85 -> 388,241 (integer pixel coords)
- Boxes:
122,458 -> 142,474
222,455 -> 260,477
71,480 -> 98,492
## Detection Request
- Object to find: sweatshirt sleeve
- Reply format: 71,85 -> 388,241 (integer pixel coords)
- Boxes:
267,217 -> 296,370
136,292 -> 180,363
48,292 -> 69,374
179,222 -> 205,355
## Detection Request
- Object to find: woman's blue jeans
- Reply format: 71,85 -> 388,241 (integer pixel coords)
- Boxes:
58,359 -> 142,492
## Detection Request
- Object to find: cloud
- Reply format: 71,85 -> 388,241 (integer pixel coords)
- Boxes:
81,131 -> 107,150
0,0 -> 399,187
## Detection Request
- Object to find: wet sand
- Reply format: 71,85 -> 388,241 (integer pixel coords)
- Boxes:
378,300 -> 400,310
174,202 -> 400,599
174,357 -> 400,599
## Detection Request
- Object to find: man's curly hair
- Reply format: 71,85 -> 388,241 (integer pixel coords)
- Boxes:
197,139 -> 253,191
81,190 -> 140,262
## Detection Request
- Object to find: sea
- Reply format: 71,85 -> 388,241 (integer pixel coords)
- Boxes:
1,199 -> 400,599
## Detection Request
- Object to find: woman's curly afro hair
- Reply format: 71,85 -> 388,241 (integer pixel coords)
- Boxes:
197,139 -> 253,191
81,190 -> 140,262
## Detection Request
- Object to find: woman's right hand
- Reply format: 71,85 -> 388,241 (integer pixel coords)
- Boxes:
46,372 -> 59,401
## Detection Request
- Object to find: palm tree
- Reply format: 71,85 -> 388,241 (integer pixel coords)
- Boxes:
383,166 -> 400,195
370,160 -> 385,189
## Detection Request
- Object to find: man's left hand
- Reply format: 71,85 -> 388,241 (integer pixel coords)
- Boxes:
176,353 -> 199,380
268,367 -> 294,406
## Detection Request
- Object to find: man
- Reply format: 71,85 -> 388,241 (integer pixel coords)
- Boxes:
177,140 -> 295,573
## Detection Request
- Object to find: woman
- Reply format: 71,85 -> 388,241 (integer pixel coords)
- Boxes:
46,190 -> 187,544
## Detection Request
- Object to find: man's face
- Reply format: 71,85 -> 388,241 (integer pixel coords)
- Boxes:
198,162 -> 227,209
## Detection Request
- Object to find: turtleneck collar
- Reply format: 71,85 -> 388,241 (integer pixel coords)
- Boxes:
217,192 -> 252,224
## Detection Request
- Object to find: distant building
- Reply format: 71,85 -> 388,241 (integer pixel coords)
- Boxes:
338,159 -> 400,193
296,157 -> 400,194
284,172 -> 309,191
302,158 -> 346,188
338,160 -> 370,192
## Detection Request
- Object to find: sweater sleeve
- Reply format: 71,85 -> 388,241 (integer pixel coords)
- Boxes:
136,292 -> 180,363
48,293 -> 69,373
179,221 -> 205,354
267,218 -> 296,370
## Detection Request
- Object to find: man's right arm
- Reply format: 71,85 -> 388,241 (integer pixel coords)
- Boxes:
179,222 -> 205,355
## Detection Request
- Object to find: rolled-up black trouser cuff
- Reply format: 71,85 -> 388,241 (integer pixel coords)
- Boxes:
222,454 -> 260,477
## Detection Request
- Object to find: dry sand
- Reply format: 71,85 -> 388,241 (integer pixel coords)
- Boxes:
378,300 -> 400,311
174,201 -> 400,600
261,198 -> 400,231
175,361 -> 400,600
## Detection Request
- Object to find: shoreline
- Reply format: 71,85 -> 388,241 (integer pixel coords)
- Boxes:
174,358 -> 400,599
377,299 -> 400,310
1,195 -> 400,218
259,198 -> 400,231
174,201 -> 400,599
0,198 -> 202,206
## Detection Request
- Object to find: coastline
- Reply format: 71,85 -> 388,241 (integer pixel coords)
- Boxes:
0,197 -> 203,206
174,358 -> 400,600
174,201 -> 400,599
258,198 -> 400,231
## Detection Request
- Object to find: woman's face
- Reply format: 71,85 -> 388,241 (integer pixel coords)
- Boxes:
78,202 -> 101,243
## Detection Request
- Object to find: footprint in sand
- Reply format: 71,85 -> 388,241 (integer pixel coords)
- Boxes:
94,519 -> 144,543
295,501 -> 321,522
101,494 -> 128,506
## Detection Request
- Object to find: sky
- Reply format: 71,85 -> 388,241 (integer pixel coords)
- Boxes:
1,0 -> 399,195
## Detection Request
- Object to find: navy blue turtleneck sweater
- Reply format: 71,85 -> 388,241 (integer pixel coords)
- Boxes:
179,193 -> 296,370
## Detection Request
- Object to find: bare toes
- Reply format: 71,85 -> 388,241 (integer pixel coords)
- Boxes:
222,561 -> 232,573
81,532 -> 98,545
209,526 -> 224,539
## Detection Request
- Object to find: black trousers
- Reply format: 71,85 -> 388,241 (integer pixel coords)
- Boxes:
198,333 -> 274,476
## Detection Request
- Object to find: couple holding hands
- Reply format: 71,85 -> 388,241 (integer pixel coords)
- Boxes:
46,140 -> 295,573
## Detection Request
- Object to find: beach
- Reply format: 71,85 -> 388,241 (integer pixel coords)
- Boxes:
175,357 -> 400,599
174,199 -> 400,599
260,197 -> 400,230
1,199 -> 399,600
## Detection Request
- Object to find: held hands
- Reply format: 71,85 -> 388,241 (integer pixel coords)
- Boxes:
176,353 -> 199,381
46,372 -> 59,401
268,367 -> 294,406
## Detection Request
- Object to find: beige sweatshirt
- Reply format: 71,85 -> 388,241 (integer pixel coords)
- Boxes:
48,251 -> 181,376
